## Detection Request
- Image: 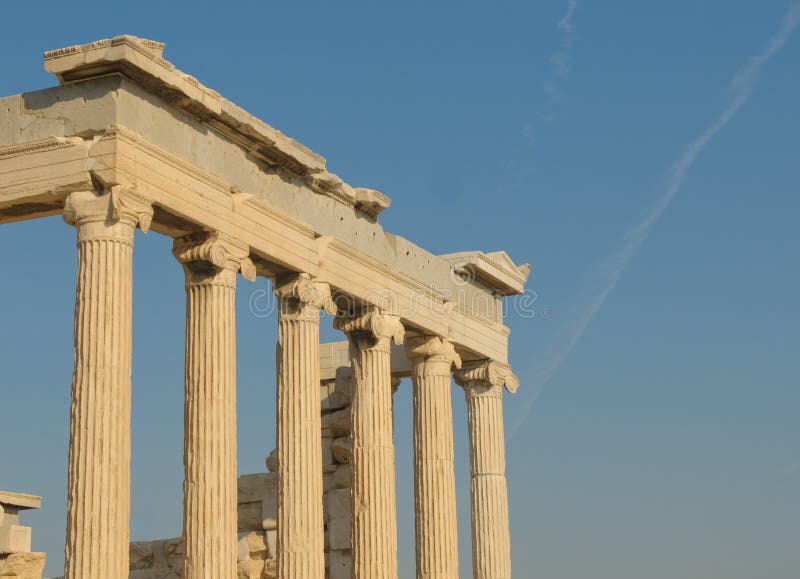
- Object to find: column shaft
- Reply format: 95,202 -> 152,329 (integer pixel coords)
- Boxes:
413,372 -> 459,579
455,360 -> 518,579
407,336 -> 462,579
175,232 -> 253,579
275,274 -> 334,579
465,385 -> 511,579
182,272 -> 238,578
336,310 -> 404,579
63,190 -> 151,579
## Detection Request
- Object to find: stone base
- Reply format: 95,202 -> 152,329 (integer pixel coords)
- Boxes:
128,533 -> 277,579
0,552 -> 46,578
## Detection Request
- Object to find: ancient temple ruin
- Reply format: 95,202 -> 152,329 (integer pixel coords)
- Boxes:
0,36 -> 530,579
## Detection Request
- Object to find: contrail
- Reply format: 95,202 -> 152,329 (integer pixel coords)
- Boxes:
559,0 -> 578,33
508,1 -> 800,440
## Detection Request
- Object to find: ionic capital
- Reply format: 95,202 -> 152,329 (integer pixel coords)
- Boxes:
274,273 -> 337,321
454,360 -> 519,396
173,232 -> 256,285
334,309 -> 405,351
405,335 -> 462,377
63,187 -> 153,239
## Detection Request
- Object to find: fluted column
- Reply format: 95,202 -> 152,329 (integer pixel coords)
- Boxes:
174,232 -> 255,579
335,310 -> 405,579
274,274 -> 336,579
406,336 -> 462,579
62,188 -> 152,579
455,361 -> 518,579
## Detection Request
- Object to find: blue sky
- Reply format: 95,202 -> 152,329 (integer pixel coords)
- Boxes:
1,1 -> 799,577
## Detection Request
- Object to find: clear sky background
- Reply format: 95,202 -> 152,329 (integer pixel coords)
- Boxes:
1,2 -> 799,577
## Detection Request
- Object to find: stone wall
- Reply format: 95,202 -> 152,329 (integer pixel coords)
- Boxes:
0,492 -> 46,579
321,369 -> 355,579
128,530 -> 275,579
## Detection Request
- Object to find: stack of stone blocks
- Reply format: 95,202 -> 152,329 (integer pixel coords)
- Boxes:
0,491 -> 45,578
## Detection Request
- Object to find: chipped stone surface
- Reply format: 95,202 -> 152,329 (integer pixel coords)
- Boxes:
325,408 -> 351,437
331,437 -> 353,464
327,551 -> 353,579
0,552 -> 46,578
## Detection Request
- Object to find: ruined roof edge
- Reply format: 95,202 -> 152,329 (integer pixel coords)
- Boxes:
0,490 -> 42,510
441,251 -> 531,296
43,35 -> 390,217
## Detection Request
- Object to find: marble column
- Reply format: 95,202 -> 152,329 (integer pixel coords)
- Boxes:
174,232 -> 255,579
454,361 -> 518,579
406,336 -> 462,579
335,310 -> 405,579
62,188 -> 152,579
274,273 -> 337,579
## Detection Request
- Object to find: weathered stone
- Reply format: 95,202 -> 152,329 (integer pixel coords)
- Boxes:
331,465 -> 353,490
328,551 -> 353,579
331,437 -> 353,464
129,542 -> 155,570
265,449 -> 278,473
326,408 -> 351,437
238,502 -> 263,532
324,489 -> 351,523
261,481 -> 278,531
238,473 -> 270,503
264,530 -> 277,561
237,559 -> 264,579
322,437 -> 334,467
237,532 -> 268,562
326,516 -> 352,552
0,491 -> 43,577
0,552 -> 46,578
0,526 -> 30,555
160,538 -> 184,569
320,384 -> 332,411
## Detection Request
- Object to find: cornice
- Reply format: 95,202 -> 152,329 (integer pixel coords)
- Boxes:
43,35 -> 392,217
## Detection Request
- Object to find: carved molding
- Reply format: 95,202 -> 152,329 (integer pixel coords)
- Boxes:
334,309 -> 405,350
454,360 -> 519,394
63,187 -> 153,233
173,231 -> 256,282
0,136 -> 79,160
274,273 -> 337,319
354,188 -> 391,218
405,335 -> 462,376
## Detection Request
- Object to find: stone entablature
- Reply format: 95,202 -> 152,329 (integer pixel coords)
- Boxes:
0,34 -> 528,363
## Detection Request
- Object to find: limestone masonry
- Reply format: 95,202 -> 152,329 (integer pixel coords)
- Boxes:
0,491 -> 45,578
0,35 -> 531,579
